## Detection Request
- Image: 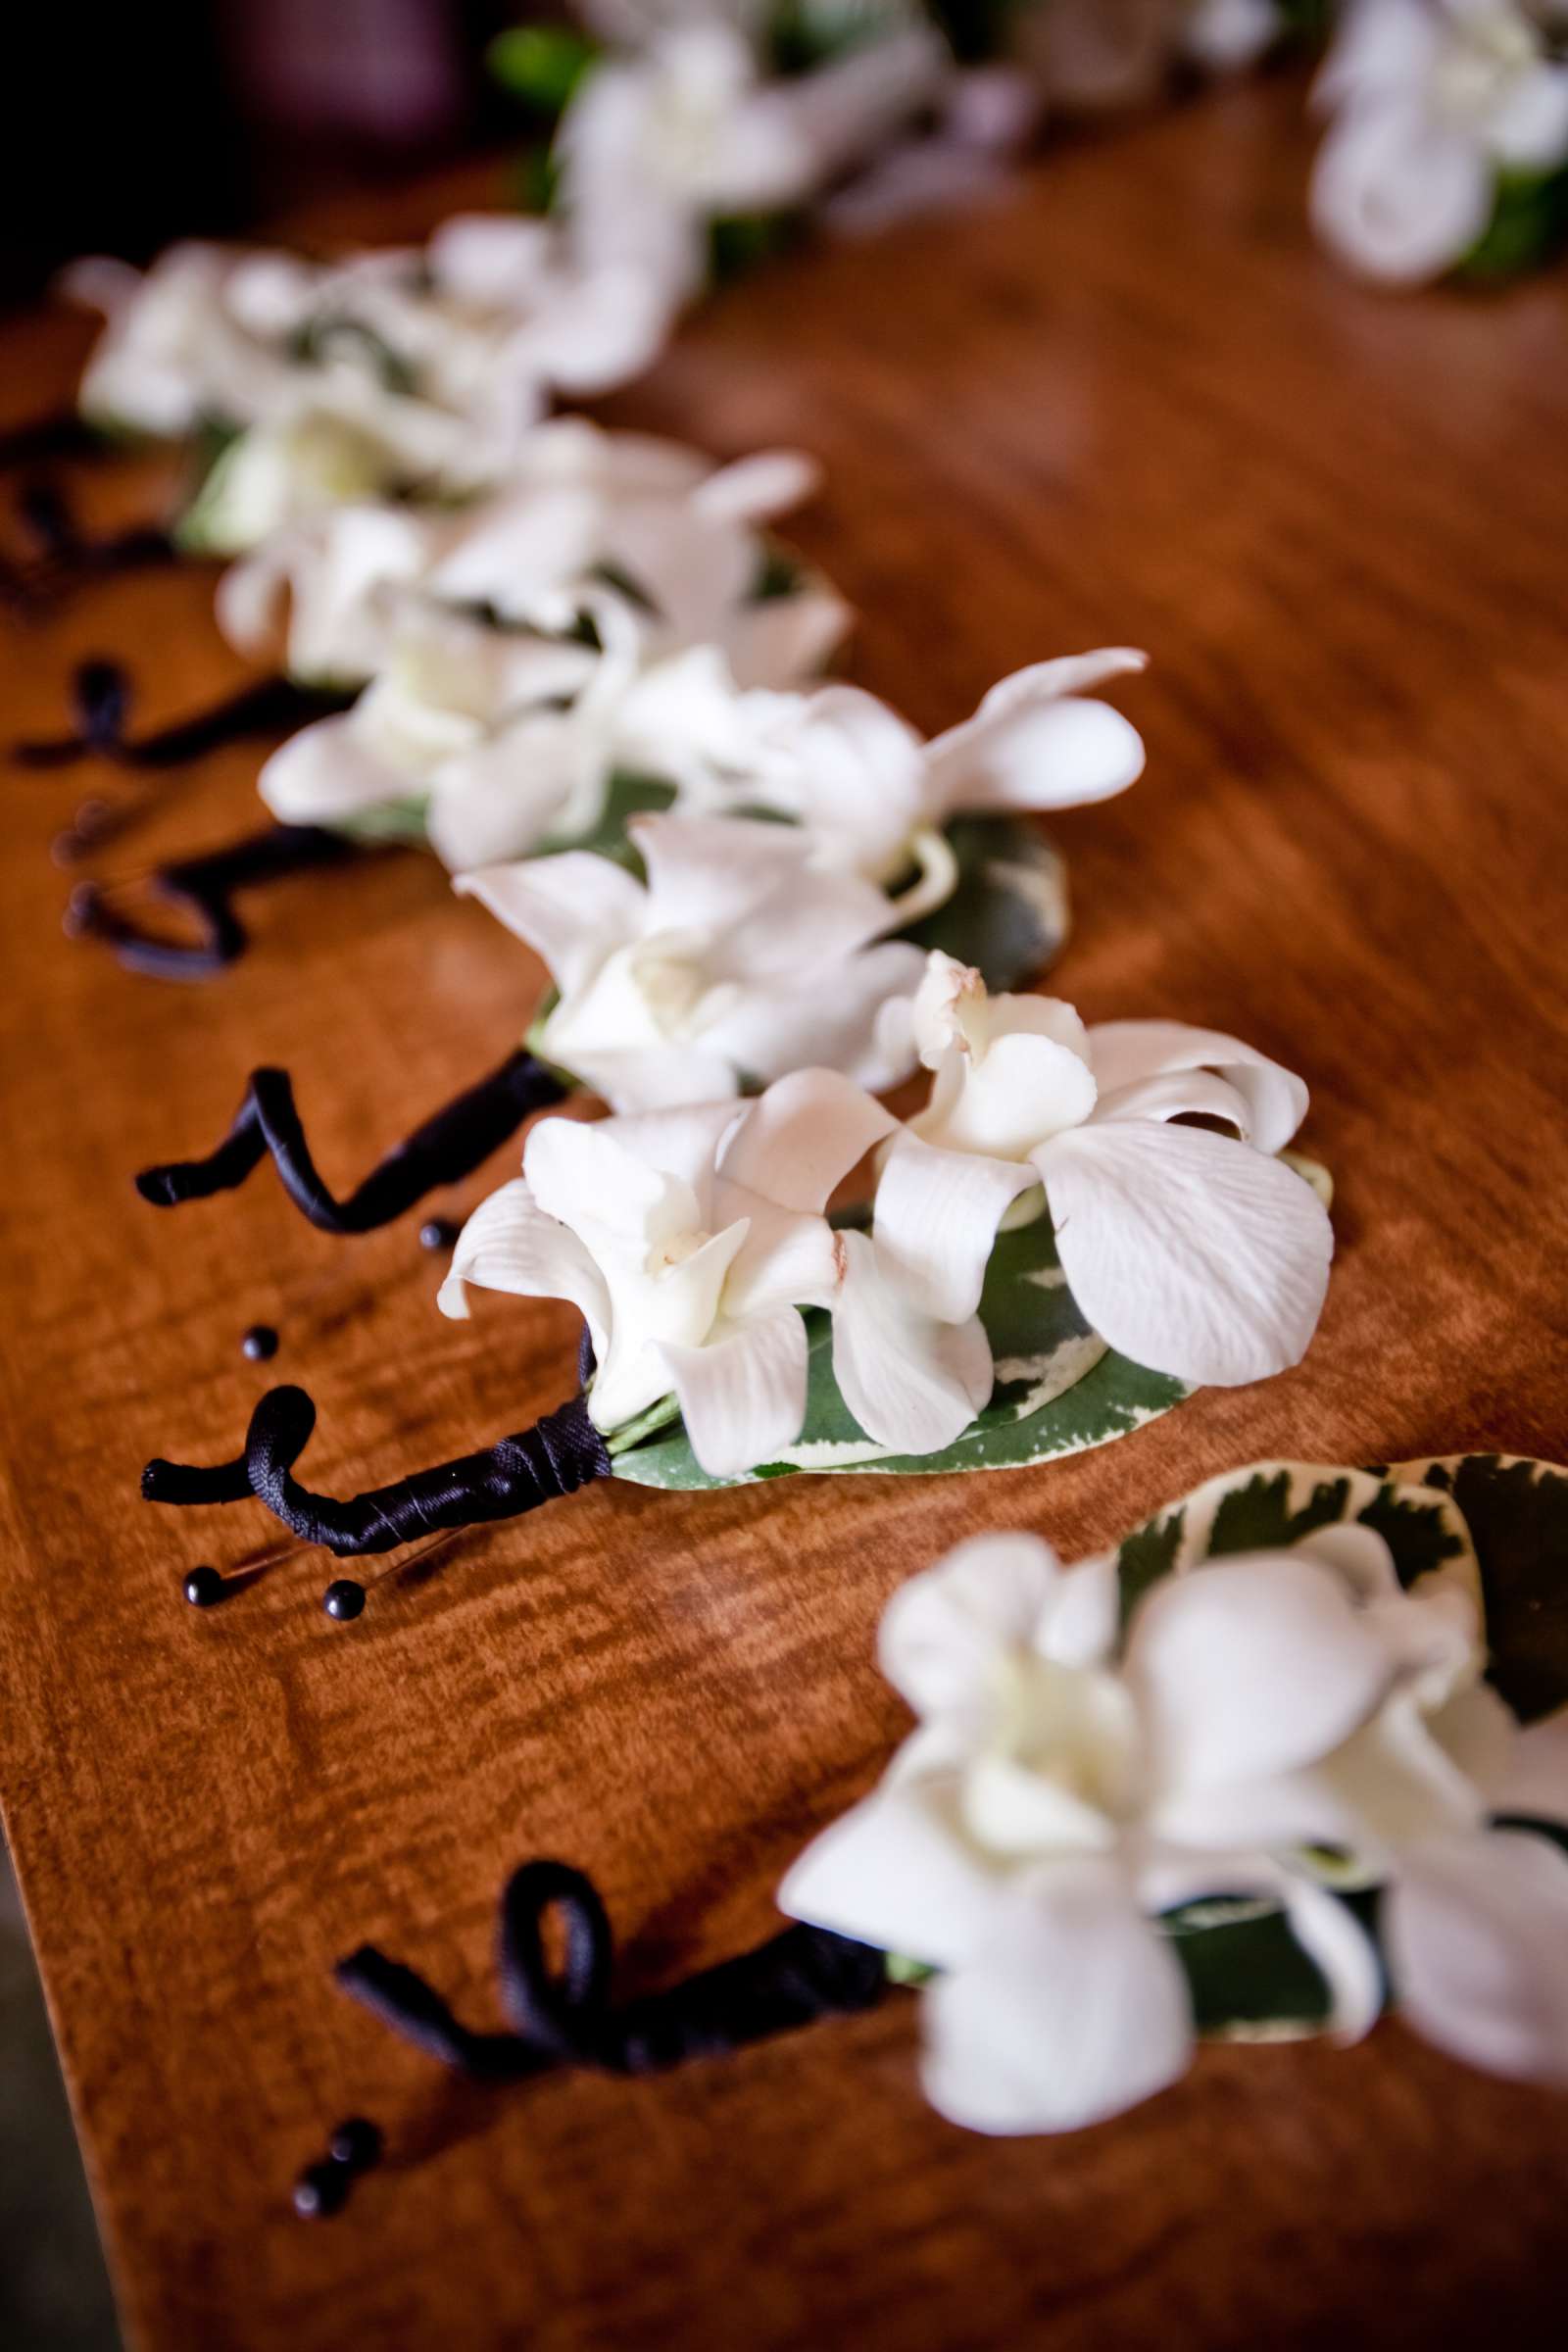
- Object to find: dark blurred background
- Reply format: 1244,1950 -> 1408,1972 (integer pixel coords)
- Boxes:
4,1 -> 534,303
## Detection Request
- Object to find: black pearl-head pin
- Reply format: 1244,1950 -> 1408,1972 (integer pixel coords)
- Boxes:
293,2115 -> 382,2221
418,1216 -> 459,1253
241,1323 -> 279,1362
322,1578 -> 367,1623
182,1565 -> 225,1608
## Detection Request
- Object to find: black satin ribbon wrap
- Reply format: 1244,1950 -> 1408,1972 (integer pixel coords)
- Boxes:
336,1859 -> 888,2086
67,820 -> 363,981
17,660 -> 347,769
135,1049 -> 567,1233
142,1385 -> 612,1556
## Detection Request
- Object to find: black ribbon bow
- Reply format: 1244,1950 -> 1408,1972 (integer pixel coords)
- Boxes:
143,1384 -> 612,1556
66,820 -> 365,981
337,1858 -> 888,2086
135,1048 -> 567,1232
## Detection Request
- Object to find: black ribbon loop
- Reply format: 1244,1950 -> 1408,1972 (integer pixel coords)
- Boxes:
0,410 -> 101,471
335,1859 -> 886,2088
135,1048 -> 567,1233
66,820 -> 365,982
17,661 -> 346,769
142,1384 -> 613,1556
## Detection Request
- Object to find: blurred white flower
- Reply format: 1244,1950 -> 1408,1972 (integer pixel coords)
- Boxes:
1182,0 -> 1284,74
217,419 -> 840,687
439,1068 -> 897,1473
458,809 -> 926,1104
1311,0 -> 1568,284
60,245 -> 290,440
870,951 -> 1332,1387
556,15 -> 950,301
257,603 -> 600,842
747,651 -> 1147,909
780,1519 -> 1568,2133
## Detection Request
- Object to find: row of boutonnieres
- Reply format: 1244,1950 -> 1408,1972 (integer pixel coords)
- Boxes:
294,1451 -> 1568,2212
495,2 -> 1568,292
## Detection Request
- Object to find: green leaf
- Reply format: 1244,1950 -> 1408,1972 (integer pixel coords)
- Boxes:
611,1203 -> 1189,1492
1457,166 -> 1568,282
1167,1888 -> 1382,2039
1115,1459 -> 1479,1633
488,26 -> 598,116
329,794 -> 432,845
1391,1455 -> 1568,1724
532,770 -> 676,866
899,814 -> 1069,993
709,210 -> 805,288
287,316 -> 417,396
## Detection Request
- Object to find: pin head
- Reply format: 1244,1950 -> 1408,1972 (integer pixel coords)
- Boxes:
323,1579 -> 367,1623
242,1323 -> 279,1362
182,1566 -> 224,1608
293,2162 -> 347,2221
419,1217 -> 458,1253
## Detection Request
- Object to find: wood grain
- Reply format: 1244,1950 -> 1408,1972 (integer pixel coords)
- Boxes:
3,69 -> 1568,2351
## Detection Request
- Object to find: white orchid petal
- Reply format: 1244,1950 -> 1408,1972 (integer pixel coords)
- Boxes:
523,1111 -> 692,1241
1497,1707 -> 1568,1824
259,712 -> 405,823
723,583 -> 854,690
630,809 -> 807,930
1039,1118 -> 1333,1387
705,941 -> 927,1095
831,1231 -> 994,1457
456,854 -> 647,993
1127,1554 -> 1393,1791
693,448 -> 820,523
660,1305 -> 808,1478
1279,1874 -> 1384,2041
872,1132 -> 1037,1323
1488,63 -> 1568,172
719,1069 -> 896,1212
926,694 -> 1146,821
878,1532 -> 1066,1720
437,1178 -> 610,1357
1310,106 -> 1492,286
779,1775 -> 1011,1973
920,1865 -> 1194,2134
1384,1830 -> 1568,2083
1087,1021 -> 1308,1156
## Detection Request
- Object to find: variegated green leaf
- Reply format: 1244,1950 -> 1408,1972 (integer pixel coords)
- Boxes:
899,813 -> 1069,993
611,1206 -> 1189,1493
1391,1454 -> 1568,1725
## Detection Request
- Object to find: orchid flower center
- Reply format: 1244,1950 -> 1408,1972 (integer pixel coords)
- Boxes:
957,1649 -> 1145,1858
1433,7 -> 1538,122
630,936 -> 724,1035
646,1226 -> 714,1277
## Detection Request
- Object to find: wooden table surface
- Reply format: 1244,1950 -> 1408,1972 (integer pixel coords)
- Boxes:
2,69 -> 1567,2352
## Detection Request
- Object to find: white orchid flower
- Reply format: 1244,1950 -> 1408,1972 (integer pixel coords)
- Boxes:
424,619 -> 799,869
868,951 -> 1332,1388
217,421 -> 837,688
61,245 -> 291,440
750,652 -> 1147,912
438,1069 -> 898,1475
422,440 -> 847,690
780,1522 -> 1568,2133
1310,0 -> 1568,285
1182,0 -> 1283,74
557,22 -> 823,302
258,604 -> 600,839
458,810 -> 926,1107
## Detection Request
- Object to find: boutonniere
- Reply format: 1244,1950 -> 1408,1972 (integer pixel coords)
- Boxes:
131,648 -> 1142,1224
1310,0 -> 1568,286
284,1449 -> 1568,2214
143,954 -> 1329,1617
4,206 -> 673,614
48,426 -> 848,972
